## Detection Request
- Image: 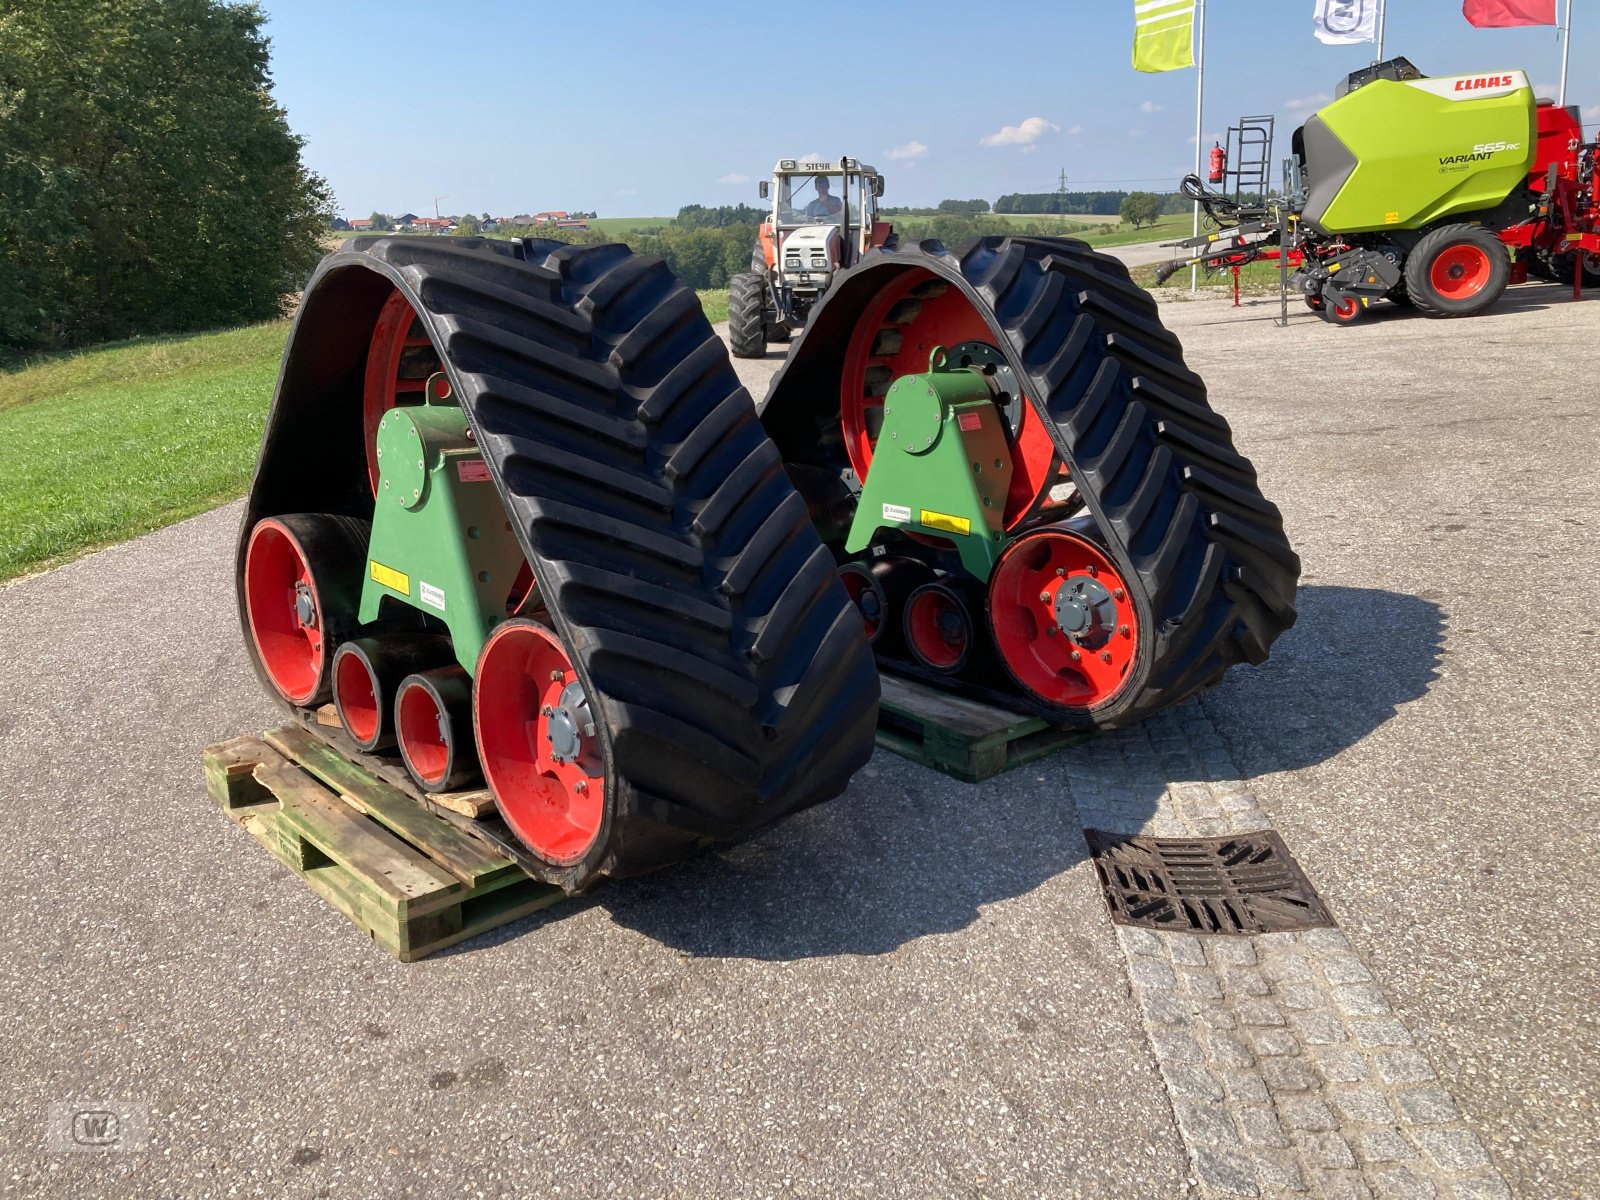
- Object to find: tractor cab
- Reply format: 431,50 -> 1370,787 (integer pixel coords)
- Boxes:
758,159 -> 889,301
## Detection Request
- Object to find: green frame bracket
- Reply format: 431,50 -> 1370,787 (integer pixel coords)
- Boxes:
359,375 -> 527,673
845,349 -> 1015,580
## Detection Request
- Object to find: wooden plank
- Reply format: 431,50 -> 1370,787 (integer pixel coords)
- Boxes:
263,726 -> 517,890
313,704 -> 343,728
203,736 -> 286,811
252,759 -> 461,915
426,787 -> 497,819
878,672 -> 1049,740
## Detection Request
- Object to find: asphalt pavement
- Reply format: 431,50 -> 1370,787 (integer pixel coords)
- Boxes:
1,279 -> 1595,1198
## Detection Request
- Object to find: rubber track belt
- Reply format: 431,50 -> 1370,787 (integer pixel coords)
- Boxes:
760,236 -> 1300,728
235,235 -> 879,891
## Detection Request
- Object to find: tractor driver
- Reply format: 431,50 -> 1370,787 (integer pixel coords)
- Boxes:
804,176 -> 844,219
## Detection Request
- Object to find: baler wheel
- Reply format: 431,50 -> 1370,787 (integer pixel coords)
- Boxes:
474,619 -> 607,867
988,524 -> 1138,712
396,666 -> 479,792
1404,225 -> 1510,318
242,514 -> 370,707
1316,294 -> 1364,325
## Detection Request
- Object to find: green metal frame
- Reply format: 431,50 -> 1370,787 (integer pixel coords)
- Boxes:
358,375 -> 527,673
845,350 -> 1015,580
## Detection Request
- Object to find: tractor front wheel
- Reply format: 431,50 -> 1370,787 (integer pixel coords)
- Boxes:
727,272 -> 767,358
1404,225 -> 1510,318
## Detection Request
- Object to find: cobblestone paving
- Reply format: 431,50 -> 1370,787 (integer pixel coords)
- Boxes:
1064,706 -> 1510,1199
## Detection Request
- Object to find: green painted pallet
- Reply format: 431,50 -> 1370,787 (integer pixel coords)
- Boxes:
203,727 -> 564,961
874,672 -> 1090,782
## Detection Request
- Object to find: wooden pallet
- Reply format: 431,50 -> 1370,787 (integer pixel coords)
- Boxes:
203,728 -> 564,961
874,672 -> 1090,782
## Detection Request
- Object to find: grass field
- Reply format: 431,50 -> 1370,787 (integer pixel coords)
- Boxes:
992,213 -> 1122,228
0,286 -> 735,583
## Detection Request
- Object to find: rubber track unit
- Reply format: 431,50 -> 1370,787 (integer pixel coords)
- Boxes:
760,236 -> 1300,728
235,235 -> 879,891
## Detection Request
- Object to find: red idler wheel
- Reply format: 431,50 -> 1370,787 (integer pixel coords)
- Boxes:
474,619 -> 608,866
362,288 -> 443,496
904,576 -> 988,675
1428,244 -> 1493,301
839,268 -> 1070,532
242,514 -> 369,707
838,555 -> 933,651
333,634 -> 454,753
1315,293 -> 1364,326
397,666 -> 480,792
987,525 -> 1138,712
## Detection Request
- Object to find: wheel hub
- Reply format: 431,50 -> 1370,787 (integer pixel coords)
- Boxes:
548,680 -> 595,765
1050,575 -> 1116,647
293,581 -> 317,628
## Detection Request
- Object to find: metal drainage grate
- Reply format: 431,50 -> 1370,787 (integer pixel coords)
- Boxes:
1084,830 -> 1332,935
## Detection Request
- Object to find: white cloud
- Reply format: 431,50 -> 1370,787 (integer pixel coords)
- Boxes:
1066,124 -> 1085,136
980,116 -> 1059,147
717,173 -> 751,185
887,140 -> 928,161
1139,101 -> 1163,114
1020,145 -> 1038,155
1285,93 -> 1330,113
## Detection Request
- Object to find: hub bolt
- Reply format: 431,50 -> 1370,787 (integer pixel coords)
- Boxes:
550,671 -> 564,683
1119,624 -> 1130,636
1113,588 -> 1125,600
574,780 -> 588,795
1055,568 -> 1065,577
1101,651 -> 1112,663
541,704 -> 554,716
1070,650 -> 1082,662
1039,592 -> 1050,603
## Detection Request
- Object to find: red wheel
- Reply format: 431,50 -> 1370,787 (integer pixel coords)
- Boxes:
837,556 -> 933,649
242,515 -> 367,706
1316,294 -> 1363,325
904,578 -> 985,674
333,634 -> 454,752
1428,244 -> 1493,301
988,526 -> 1139,711
397,666 -> 479,792
362,289 -> 442,496
474,619 -> 607,866
840,269 -> 1072,531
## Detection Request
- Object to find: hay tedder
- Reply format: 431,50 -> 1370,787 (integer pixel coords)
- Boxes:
238,232 -> 1299,892
1158,58 -> 1600,322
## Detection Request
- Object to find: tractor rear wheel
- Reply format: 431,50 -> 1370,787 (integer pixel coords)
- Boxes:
727,271 -> 767,358
1404,225 -> 1510,318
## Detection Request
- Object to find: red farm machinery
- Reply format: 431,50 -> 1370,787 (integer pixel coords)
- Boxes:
1157,59 -> 1599,321
238,232 -> 1299,892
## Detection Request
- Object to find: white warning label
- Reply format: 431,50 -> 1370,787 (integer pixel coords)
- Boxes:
882,503 -> 912,523
419,581 -> 446,613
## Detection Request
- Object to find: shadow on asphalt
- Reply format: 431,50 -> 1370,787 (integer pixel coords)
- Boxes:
585,584 -> 1446,963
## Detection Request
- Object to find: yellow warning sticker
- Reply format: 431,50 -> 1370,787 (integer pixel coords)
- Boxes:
1385,211 -> 1400,224
370,560 -> 410,595
920,509 -> 971,537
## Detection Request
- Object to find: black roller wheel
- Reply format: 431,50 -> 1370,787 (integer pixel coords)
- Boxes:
1403,224 -> 1510,318
727,271 -> 767,358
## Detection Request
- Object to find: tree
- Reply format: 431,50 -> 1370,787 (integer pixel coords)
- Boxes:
455,214 -> 481,236
0,0 -> 334,355
369,212 -> 394,231
1119,192 -> 1162,229
937,199 -> 991,215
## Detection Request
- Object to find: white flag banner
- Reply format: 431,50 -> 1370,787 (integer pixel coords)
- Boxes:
1314,0 -> 1379,43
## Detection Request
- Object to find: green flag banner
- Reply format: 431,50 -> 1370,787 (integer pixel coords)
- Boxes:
1133,0 -> 1196,72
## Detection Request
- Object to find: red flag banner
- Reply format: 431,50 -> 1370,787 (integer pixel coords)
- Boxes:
1462,0 -> 1557,27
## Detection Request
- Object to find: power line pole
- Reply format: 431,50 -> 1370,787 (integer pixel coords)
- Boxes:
1057,168 -> 1069,222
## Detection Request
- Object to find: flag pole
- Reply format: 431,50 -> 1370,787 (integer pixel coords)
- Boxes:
1558,0 -> 1572,107
1375,0 -> 1387,62
1191,0 -> 1206,293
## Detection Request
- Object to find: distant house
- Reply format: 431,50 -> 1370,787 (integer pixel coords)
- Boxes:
393,212 -> 420,230
349,218 -> 374,231
413,217 -> 452,234
511,214 -> 536,224
329,217 -> 351,231
554,219 -> 590,230
533,211 -> 569,222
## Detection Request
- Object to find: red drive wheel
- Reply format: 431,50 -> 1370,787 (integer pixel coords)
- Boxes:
904,577 -> 987,675
333,634 -> 454,752
474,619 -> 608,866
242,514 -> 369,706
840,269 -> 1072,531
988,525 -> 1139,713
363,289 -> 443,496
396,666 -> 479,792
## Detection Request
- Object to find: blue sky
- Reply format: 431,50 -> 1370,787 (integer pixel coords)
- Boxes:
256,0 -> 1598,219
